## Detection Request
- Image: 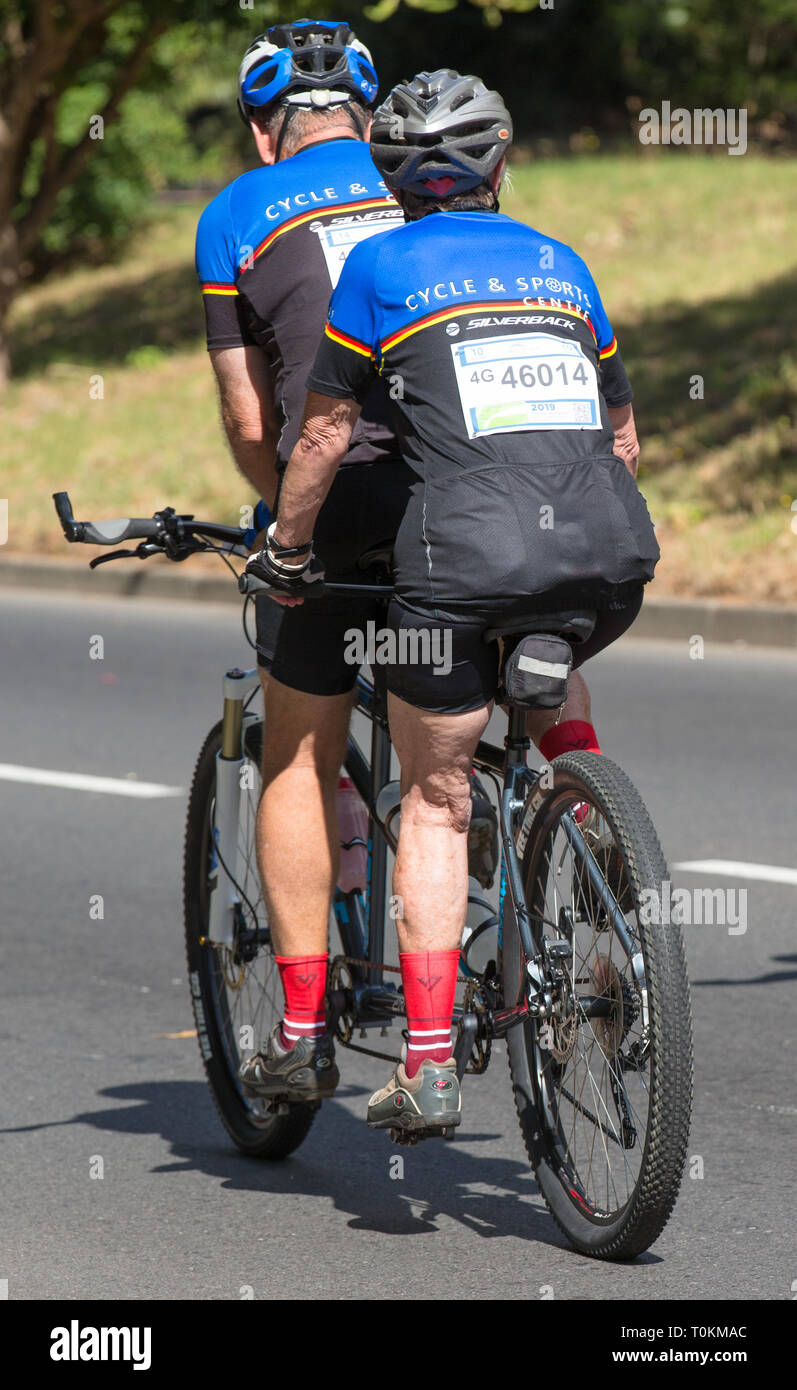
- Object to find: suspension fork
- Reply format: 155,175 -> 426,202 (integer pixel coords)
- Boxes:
207,666 -> 261,947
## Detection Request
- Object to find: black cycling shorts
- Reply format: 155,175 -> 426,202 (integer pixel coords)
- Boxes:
255,458 -> 415,696
384,587 -> 645,714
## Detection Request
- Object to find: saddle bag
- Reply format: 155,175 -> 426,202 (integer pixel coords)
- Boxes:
501,634 -> 573,710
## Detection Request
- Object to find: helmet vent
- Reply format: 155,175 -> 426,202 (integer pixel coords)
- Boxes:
249,64 -> 279,93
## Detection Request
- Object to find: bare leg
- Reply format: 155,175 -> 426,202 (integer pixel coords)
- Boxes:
525,668 -> 591,748
257,672 -> 355,956
387,692 -> 492,952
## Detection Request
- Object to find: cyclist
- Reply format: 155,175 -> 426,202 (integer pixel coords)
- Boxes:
196,21 -> 412,1101
247,70 -> 659,1134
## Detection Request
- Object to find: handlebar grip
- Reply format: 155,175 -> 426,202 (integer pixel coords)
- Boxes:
53,491 -> 74,524
238,571 -> 279,595
53,491 -> 82,541
80,518 -> 160,545
52,493 -> 161,545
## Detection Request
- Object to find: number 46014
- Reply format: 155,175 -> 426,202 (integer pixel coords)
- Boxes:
469,361 -> 590,388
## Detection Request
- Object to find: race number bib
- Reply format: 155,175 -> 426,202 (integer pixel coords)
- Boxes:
313,220 -> 395,289
451,332 -> 602,438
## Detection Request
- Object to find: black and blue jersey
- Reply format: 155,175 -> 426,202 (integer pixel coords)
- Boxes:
308,209 -> 659,614
196,138 -> 404,469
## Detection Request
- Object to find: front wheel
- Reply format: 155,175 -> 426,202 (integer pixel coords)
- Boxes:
504,751 -> 693,1259
183,718 -> 317,1158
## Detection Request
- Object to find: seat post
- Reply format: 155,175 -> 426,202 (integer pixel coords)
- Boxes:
505,704 -> 530,766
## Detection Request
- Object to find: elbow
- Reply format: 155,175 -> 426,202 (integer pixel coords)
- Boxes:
296,394 -> 359,464
295,423 -> 346,467
222,408 -> 275,448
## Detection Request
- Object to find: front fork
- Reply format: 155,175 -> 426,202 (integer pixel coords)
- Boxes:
206,666 -> 261,947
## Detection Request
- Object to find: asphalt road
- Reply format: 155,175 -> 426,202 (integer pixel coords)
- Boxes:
1,589 -> 795,1301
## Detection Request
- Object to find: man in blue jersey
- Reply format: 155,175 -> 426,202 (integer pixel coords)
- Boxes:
196,23 -> 417,1102
248,71 -> 659,1133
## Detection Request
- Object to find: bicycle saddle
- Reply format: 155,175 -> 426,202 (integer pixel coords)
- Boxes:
483,608 -> 597,645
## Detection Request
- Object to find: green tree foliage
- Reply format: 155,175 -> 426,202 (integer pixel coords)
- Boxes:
1,0 -> 794,383
0,0 -> 295,379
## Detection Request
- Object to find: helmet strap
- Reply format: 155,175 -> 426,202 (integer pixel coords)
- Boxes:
273,103 -> 299,162
272,98 -> 366,162
344,101 -> 367,139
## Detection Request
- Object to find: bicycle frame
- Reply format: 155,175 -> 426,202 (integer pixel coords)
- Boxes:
56,492 -> 668,1205
205,593 -> 640,1080
206,647 -> 627,1050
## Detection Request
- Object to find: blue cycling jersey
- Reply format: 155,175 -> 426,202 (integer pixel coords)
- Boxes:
308,209 -> 658,614
196,138 -> 404,469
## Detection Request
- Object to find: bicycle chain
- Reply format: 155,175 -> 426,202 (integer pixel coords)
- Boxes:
331,956 -> 491,1074
331,954 -> 471,985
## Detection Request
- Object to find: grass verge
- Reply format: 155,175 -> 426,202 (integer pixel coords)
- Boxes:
4,154 -> 797,600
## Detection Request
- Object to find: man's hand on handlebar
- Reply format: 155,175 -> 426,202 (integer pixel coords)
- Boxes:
244,522 -> 324,606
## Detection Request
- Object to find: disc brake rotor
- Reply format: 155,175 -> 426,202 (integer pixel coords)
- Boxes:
540,978 -> 577,1064
220,946 -> 245,991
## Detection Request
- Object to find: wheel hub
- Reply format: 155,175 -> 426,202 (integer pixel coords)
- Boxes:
590,955 -> 639,1057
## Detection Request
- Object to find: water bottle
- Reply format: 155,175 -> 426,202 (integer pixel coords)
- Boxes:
336,775 -> 369,893
374,779 -> 401,848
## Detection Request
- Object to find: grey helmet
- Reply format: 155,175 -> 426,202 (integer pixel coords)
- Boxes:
370,69 -> 512,198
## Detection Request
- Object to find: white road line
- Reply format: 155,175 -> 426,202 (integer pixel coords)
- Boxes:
674,859 -> 797,886
0,763 -> 184,799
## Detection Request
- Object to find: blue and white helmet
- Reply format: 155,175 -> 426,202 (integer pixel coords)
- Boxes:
237,20 -> 378,124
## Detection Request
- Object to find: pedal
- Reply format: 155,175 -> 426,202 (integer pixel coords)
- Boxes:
387,1125 -> 456,1146
261,1095 -> 321,1116
389,1126 -> 419,1146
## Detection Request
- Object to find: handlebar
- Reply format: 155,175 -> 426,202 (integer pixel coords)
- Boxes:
54,491 -> 160,545
53,490 -> 393,597
237,571 -> 392,598
53,490 -> 249,558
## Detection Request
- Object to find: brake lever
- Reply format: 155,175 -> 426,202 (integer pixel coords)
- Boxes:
89,548 -> 139,569
89,540 -> 165,569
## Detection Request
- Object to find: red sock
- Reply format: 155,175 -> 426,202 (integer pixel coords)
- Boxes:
275,954 -> 328,1049
399,950 -> 459,1079
538,719 -> 601,762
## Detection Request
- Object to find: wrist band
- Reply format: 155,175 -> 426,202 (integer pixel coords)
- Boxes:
265,521 -> 312,560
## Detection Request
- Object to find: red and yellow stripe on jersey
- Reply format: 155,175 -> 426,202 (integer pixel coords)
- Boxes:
249,197 -> 397,265
324,324 -> 374,358
378,299 -> 598,358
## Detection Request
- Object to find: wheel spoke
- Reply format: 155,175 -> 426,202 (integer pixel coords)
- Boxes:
202,731 -> 283,1110
530,804 -> 654,1216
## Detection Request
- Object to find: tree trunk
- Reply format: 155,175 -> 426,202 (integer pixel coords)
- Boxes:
0,5 -> 164,389
0,218 -> 20,389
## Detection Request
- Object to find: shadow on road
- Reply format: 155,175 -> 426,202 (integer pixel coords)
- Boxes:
692,954 -> 797,989
4,1077 -> 585,1252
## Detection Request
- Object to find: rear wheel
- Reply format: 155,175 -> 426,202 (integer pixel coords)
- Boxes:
184,718 -> 317,1158
504,751 -> 693,1259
